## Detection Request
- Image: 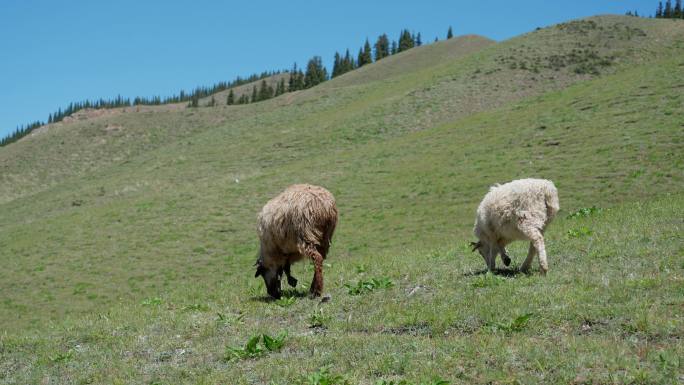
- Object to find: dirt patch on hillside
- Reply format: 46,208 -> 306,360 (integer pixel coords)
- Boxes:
62,108 -> 121,123
104,124 -> 124,132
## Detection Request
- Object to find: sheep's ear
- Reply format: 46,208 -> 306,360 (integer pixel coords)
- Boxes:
470,241 -> 482,252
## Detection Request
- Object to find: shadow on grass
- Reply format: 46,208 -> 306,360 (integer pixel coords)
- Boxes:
463,267 -> 526,277
249,288 -> 308,303
282,288 -> 308,298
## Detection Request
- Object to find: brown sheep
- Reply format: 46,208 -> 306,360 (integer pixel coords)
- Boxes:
254,184 -> 337,299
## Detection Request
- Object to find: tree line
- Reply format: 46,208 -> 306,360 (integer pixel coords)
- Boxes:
328,29 -> 426,79
1,70 -> 281,146
2,26 -> 456,146
655,0 -> 684,18
626,0 -> 683,18
0,121 -> 44,147
227,26 -> 451,106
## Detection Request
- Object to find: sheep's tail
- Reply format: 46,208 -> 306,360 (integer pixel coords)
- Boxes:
544,184 -> 560,221
488,183 -> 501,193
255,244 -> 264,265
319,218 -> 337,259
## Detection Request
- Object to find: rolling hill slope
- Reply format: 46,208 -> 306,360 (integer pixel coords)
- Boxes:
2,16 -> 679,203
0,15 -> 683,384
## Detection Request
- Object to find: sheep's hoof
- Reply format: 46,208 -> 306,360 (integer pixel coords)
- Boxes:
320,294 -> 332,303
309,287 -> 322,298
503,255 -> 511,266
287,276 -> 298,288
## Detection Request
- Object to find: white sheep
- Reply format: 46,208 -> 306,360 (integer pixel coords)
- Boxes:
471,178 -> 559,274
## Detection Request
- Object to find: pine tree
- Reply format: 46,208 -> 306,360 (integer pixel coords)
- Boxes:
251,85 -> 258,103
227,89 -> 234,105
275,78 -> 286,96
188,94 -> 200,108
447,26 -> 453,39
258,79 -> 274,101
665,0 -> 673,17
374,34 -> 390,61
358,39 -> 373,66
415,32 -> 422,46
344,53 -> 351,75
398,29 -> 414,52
340,49 -> 355,74
304,56 -> 327,88
288,63 -> 305,91
332,52 -> 341,77
656,1 -> 663,17
675,0 -> 682,18
293,69 -> 304,90
289,63 -> 298,90
208,96 -> 216,107
390,40 -> 397,55
341,50 -> 349,74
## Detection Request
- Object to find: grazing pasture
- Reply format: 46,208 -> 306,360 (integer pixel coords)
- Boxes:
0,16 -> 683,384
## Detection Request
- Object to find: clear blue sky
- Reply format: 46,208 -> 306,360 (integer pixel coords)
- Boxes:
0,0 -> 657,140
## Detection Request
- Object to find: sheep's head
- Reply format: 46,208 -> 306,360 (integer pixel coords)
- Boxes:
470,240 -> 491,262
254,260 -> 283,299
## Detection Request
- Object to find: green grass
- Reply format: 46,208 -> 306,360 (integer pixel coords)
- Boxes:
0,15 -> 683,384
345,277 -> 394,295
224,332 -> 287,361
1,197 -> 682,383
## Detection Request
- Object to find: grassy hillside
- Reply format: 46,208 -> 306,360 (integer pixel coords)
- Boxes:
2,16 -> 678,203
0,15 -> 683,384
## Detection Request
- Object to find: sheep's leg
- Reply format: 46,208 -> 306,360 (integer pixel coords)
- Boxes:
499,246 -> 511,267
535,237 -> 549,275
284,262 -> 297,288
479,252 -> 490,270
486,248 -> 496,272
521,228 -> 548,274
304,244 -> 324,297
520,242 -> 536,273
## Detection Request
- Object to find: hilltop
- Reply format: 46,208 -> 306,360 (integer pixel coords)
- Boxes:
198,72 -> 291,107
0,15 -> 683,384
